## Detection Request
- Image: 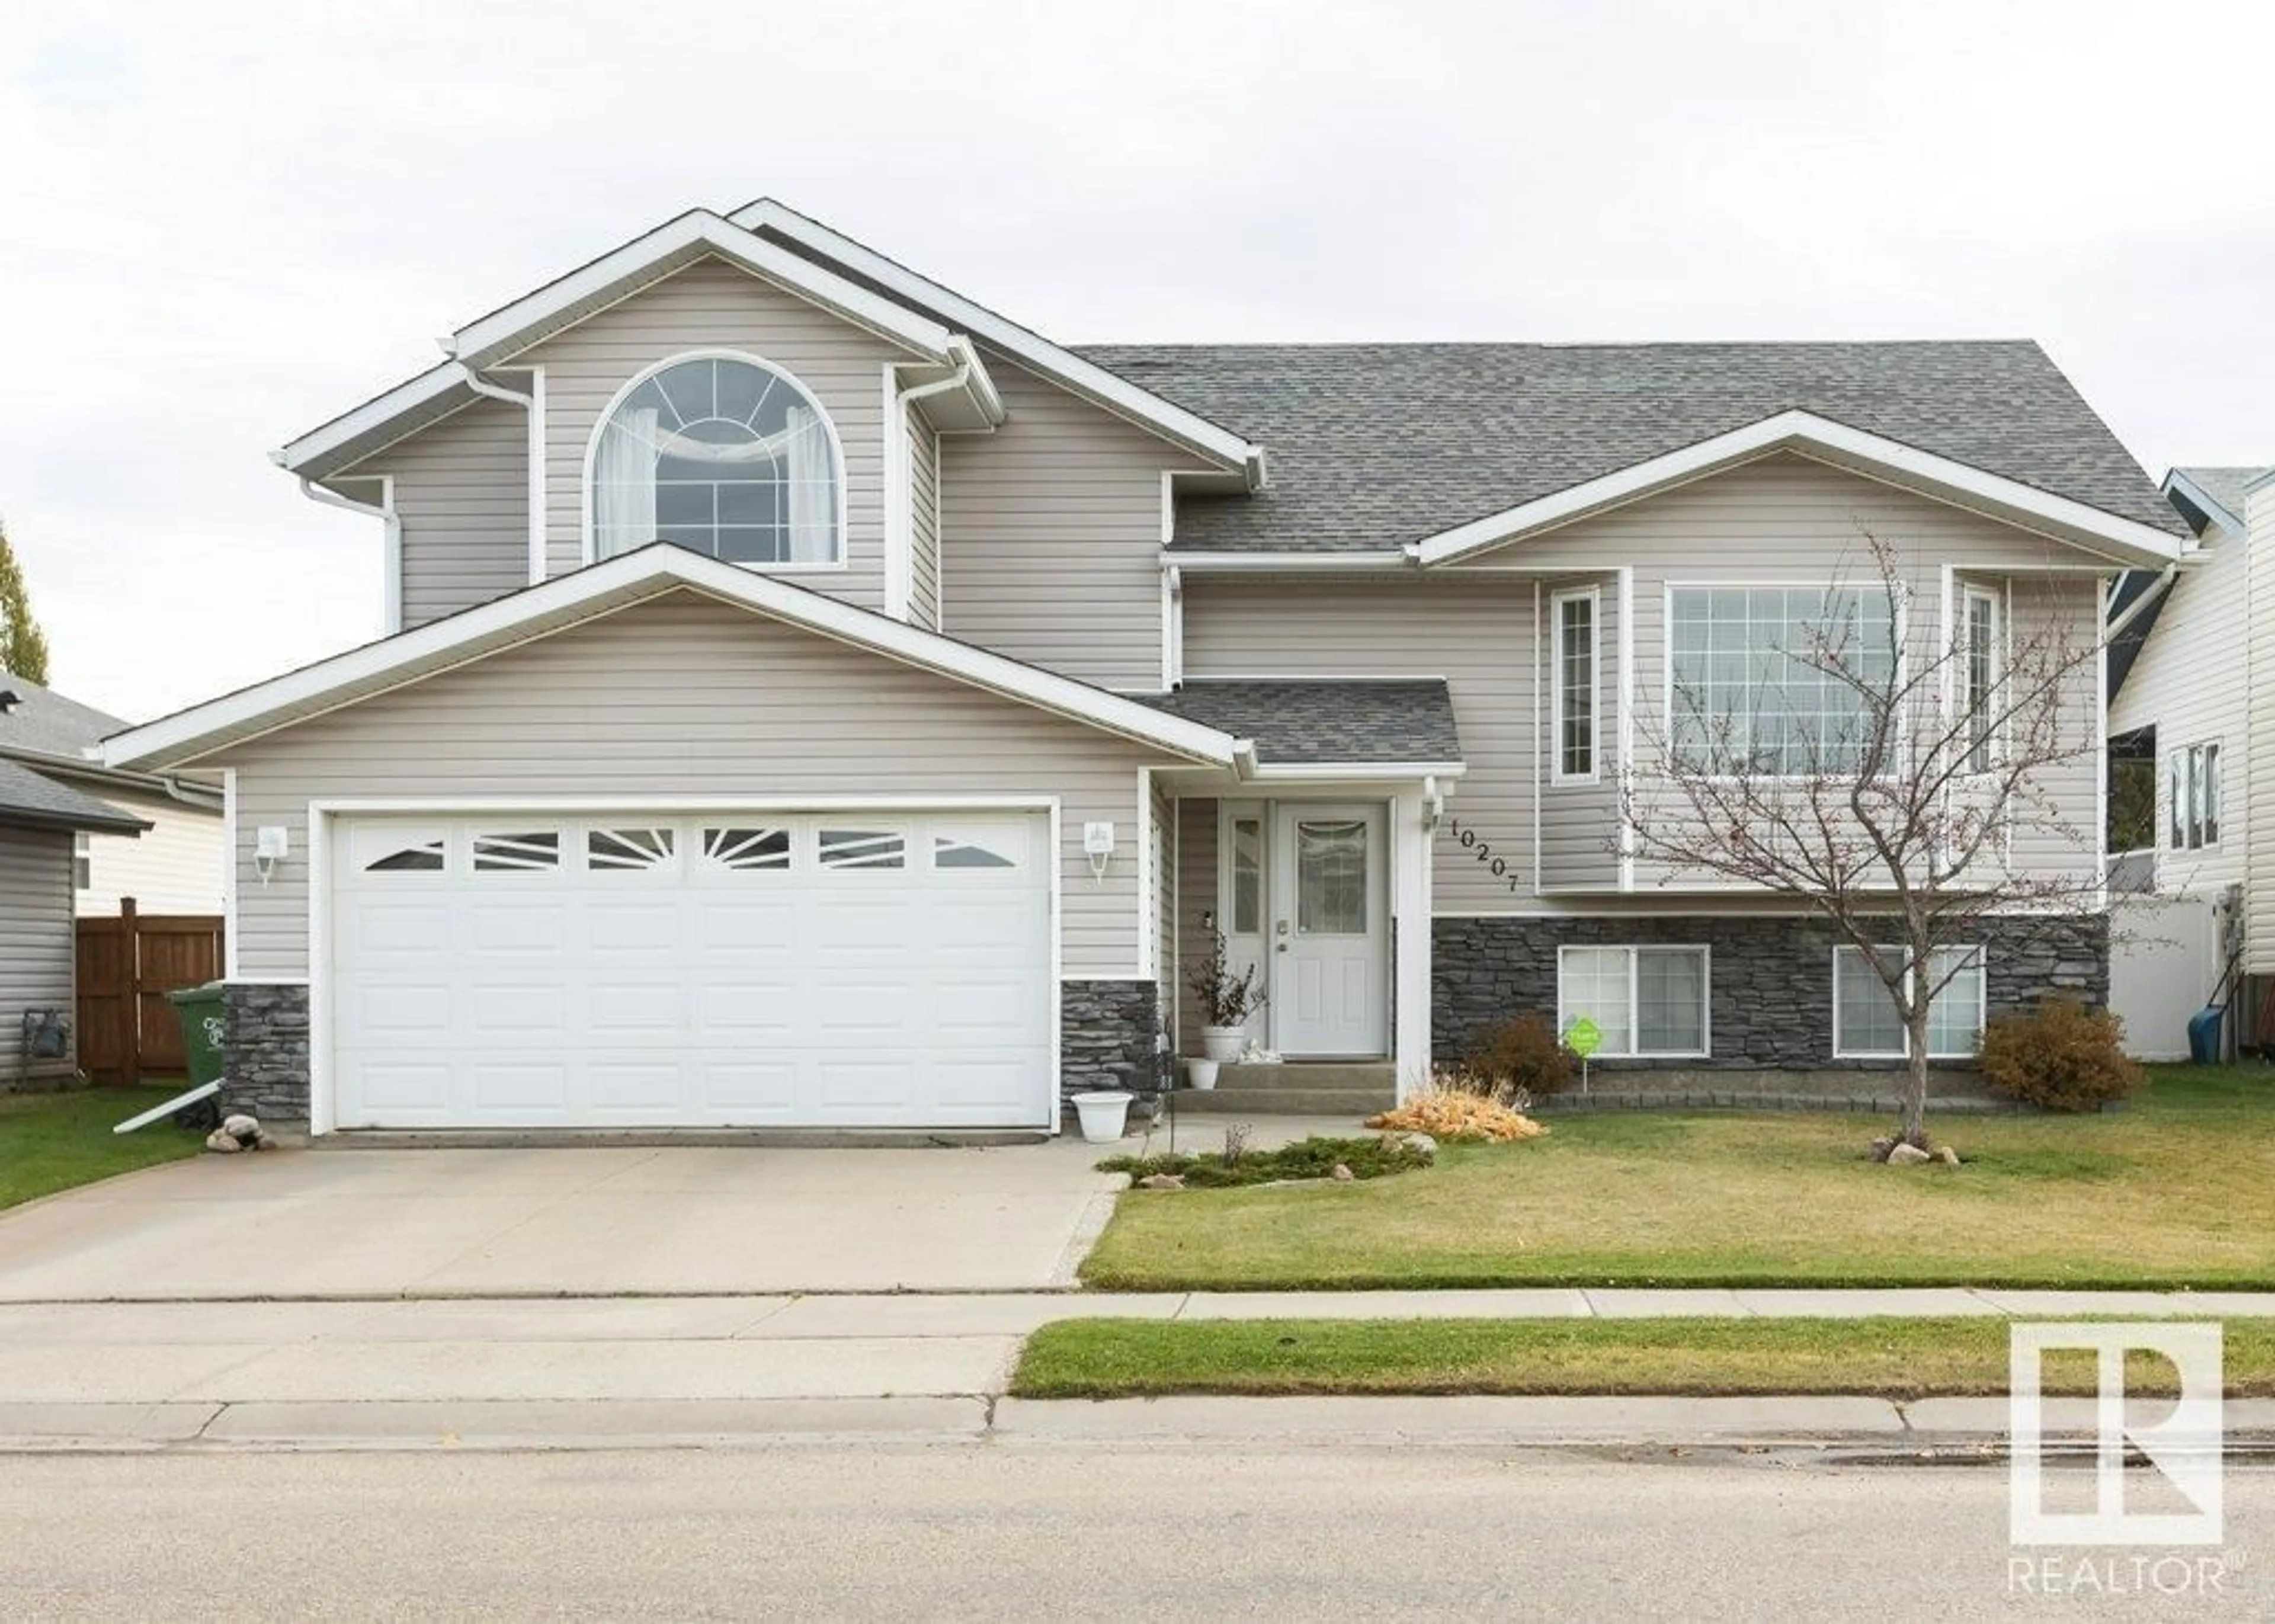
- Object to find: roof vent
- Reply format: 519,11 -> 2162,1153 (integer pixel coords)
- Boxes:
0,690 -> 18,715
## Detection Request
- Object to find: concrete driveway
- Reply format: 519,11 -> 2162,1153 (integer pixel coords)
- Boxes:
0,1141 -> 1126,1302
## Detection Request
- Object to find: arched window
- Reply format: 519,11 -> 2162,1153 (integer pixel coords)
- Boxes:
591,355 -> 841,565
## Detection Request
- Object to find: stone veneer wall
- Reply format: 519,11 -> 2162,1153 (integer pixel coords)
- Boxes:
1060,978 -> 1161,1107
222,983 -> 312,1121
1433,913 -> 2109,1069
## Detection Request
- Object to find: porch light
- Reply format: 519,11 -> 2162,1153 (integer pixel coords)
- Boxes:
254,826 -> 290,885
1083,821 -> 1115,883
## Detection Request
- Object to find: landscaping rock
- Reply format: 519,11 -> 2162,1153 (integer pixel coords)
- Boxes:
1934,1145 -> 1961,1165
1399,1133 -> 1438,1161
1869,1135 -> 1898,1163
1886,1142 -> 1933,1165
1331,1163 -> 1356,1183
1136,1173 -> 1186,1191
204,1128 -> 242,1154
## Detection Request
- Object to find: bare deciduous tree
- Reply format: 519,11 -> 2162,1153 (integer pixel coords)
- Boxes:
1619,530 -> 2105,1146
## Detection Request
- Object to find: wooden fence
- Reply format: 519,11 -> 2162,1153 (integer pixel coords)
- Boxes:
76,899 -> 225,1083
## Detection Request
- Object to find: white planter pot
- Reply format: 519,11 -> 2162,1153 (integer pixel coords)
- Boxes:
1072,1090 -> 1134,1144
1200,1026 -> 1248,1064
1185,1058 -> 1220,1091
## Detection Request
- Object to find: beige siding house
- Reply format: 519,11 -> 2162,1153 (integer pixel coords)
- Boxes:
105,201 -> 2188,1133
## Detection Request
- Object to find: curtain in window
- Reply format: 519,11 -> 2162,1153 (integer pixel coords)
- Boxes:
595,407 -> 659,557
783,407 -> 835,563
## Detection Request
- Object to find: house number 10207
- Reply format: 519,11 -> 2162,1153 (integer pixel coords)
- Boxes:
1442,816 -> 1521,893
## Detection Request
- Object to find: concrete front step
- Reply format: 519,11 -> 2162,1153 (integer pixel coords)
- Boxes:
1171,1087 -> 1393,1116
1210,1062 -> 1396,1092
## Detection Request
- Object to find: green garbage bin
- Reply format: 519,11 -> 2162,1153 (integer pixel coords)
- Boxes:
166,982 -> 229,1090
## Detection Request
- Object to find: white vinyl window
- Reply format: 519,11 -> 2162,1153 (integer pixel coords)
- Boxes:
1556,945 -> 1710,1057
1832,945 -> 1986,1059
2171,743 -> 2220,851
1962,587 -> 2000,773
1552,587 -> 1598,782
591,354 -> 841,566
1228,816 -> 1263,935
1668,587 -> 1897,775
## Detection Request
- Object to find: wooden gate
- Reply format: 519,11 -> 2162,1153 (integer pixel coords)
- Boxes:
76,899 -> 225,1083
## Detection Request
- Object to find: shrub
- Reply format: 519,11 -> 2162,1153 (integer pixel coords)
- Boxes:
1975,997 -> 2142,1112
1366,1088 -> 1549,1143
1098,1134 -> 1430,1187
1463,1013 -> 1580,1098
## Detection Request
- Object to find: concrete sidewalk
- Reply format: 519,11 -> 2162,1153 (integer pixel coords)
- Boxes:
2,1289 -> 2271,1452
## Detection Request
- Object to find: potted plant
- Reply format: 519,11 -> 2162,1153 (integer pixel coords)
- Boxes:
1187,929 -> 1265,1065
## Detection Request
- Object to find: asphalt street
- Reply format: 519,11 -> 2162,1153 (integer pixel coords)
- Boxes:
0,1444 -> 2264,1619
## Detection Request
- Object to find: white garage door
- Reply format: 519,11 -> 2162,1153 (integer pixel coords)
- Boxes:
329,811 -> 1053,1130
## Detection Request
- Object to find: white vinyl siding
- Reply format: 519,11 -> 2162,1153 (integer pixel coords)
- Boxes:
940,354 -> 1208,691
1181,575 -> 1540,912
1832,945 -> 1986,1059
2111,497 -> 2250,911
210,591 -> 1172,982
77,788 -> 225,917
908,413 -> 941,630
359,396 -> 530,629
1555,944 -> 1709,1057
0,824 -> 76,1082
517,257 -> 912,607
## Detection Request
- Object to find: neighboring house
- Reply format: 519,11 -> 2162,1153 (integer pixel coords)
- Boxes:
0,755 -> 149,1088
100,201 -> 2187,1134
2106,466 -> 2274,1053
0,680 -> 225,917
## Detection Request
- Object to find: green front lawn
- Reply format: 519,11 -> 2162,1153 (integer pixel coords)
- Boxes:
1012,1316 -> 2275,1399
1083,1067 -> 2275,1290
0,1085 -> 206,1211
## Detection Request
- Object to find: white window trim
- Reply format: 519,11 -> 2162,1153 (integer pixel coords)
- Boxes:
1550,585 -> 1600,786
579,348 -> 851,573
1661,580 -> 1906,781
1960,584 -> 2002,774
1830,943 -> 1986,1060
1218,803 -> 1266,939
1555,943 -> 1712,1059
2171,741 -> 2222,853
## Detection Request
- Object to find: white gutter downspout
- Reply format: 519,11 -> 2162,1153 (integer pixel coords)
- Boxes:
2105,564 -> 2179,645
299,476 -> 402,636
451,362 -> 543,585
886,360 -> 973,623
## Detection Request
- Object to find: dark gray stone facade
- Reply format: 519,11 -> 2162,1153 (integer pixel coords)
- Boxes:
1433,913 -> 2109,1070
1059,978 -> 1162,1107
223,983 -> 311,1121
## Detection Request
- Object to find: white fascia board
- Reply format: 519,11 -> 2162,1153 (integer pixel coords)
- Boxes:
1410,411 -> 2190,571
2160,468 -> 2247,540
1247,761 -> 1469,781
733,198 -> 1264,483
102,546 -> 1241,773
451,210 -> 956,368
1158,550 -> 1412,572
272,363 -> 464,475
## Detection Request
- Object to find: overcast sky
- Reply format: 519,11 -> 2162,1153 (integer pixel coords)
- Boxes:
2,0 -> 2268,721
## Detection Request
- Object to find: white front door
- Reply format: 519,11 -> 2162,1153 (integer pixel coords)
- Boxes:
1271,804 -> 1388,1057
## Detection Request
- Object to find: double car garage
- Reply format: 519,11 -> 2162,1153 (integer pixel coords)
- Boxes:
326,809 -> 1056,1132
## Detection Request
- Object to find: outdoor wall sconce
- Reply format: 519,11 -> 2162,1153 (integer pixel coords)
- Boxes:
1084,821 -> 1115,883
254,825 -> 290,885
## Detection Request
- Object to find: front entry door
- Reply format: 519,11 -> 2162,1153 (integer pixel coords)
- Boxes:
1271,805 -> 1388,1057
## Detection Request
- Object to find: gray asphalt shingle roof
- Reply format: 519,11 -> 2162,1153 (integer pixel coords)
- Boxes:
0,677 -> 127,760
0,759 -> 149,834
2171,466 -> 2269,526
1139,679 -> 1460,765
1075,341 -> 2186,553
